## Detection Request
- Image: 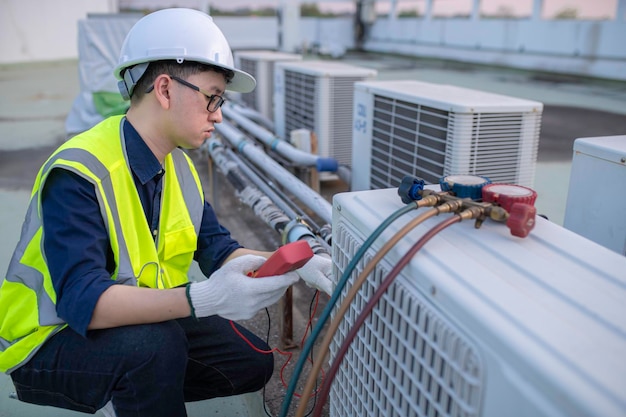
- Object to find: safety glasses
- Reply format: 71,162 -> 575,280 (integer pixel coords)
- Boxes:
146,75 -> 226,112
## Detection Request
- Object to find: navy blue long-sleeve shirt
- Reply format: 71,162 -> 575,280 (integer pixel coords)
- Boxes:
41,119 -> 242,336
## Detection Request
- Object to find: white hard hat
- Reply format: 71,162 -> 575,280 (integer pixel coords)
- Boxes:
114,8 -> 256,99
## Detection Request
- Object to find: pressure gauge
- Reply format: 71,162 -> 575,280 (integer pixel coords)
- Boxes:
439,175 -> 492,200
482,183 -> 538,238
481,184 -> 537,212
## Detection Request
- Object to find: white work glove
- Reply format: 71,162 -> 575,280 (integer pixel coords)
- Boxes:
187,254 -> 299,321
296,254 -> 334,296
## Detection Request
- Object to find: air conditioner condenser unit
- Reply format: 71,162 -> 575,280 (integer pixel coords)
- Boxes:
351,80 -> 543,191
274,60 -> 377,167
563,135 -> 626,256
330,187 -> 626,417
233,50 -> 302,120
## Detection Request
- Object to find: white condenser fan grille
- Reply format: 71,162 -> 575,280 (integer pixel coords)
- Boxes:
328,77 -> 367,166
330,224 -> 484,417
370,96 -> 448,187
275,61 -> 377,167
351,81 -> 543,191
283,70 -> 316,134
238,57 -> 258,109
234,51 -> 302,120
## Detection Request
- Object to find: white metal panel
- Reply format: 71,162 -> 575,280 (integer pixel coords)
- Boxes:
275,60 -> 378,78
564,135 -> 626,256
355,81 -> 543,114
331,187 -> 626,417
352,86 -> 375,188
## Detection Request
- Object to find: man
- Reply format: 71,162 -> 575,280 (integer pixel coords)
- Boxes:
0,8 -> 332,417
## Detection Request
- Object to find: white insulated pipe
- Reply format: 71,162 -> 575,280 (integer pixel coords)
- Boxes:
214,120 -> 333,225
222,103 -> 338,172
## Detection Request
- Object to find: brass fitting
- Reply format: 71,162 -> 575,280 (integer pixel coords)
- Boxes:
436,199 -> 464,214
458,206 -> 485,222
417,194 -> 441,208
487,206 -> 509,222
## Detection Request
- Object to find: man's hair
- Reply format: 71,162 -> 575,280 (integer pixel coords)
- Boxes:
132,60 -> 235,102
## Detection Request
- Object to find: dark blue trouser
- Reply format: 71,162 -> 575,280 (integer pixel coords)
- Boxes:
10,316 -> 274,416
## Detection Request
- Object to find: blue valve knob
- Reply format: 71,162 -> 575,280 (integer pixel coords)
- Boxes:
398,176 -> 425,204
439,175 -> 491,200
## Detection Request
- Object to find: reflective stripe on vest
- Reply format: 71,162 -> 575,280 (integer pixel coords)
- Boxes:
0,115 -> 204,373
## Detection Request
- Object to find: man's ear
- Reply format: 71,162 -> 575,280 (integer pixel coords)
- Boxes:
153,74 -> 172,109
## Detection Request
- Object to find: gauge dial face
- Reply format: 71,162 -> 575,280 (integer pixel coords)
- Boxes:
482,183 -> 538,211
440,175 -> 492,200
484,184 -> 534,197
443,175 -> 489,186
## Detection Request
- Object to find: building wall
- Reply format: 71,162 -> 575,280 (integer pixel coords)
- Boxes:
0,0 -> 117,64
1,0 -> 624,82
364,17 -> 626,81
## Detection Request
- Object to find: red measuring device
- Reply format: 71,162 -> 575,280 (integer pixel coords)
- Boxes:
249,240 -> 314,278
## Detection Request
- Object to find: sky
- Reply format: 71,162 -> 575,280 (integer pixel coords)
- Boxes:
123,0 -> 618,19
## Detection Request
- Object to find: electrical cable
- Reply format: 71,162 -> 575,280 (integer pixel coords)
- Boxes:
312,213 -> 463,416
278,201 -> 421,417
229,290 -> 324,417
261,308 -> 273,417
301,291 -> 322,417
293,198 -> 460,417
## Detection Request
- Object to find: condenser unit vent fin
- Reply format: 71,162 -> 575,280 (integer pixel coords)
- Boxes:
370,95 -> 449,187
329,223 -> 484,417
238,57 -> 257,109
445,112 -> 540,182
283,70 -> 316,134
330,76 -> 368,165
368,94 -> 541,188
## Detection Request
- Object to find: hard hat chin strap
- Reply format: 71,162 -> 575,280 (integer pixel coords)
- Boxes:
119,62 -> 150,100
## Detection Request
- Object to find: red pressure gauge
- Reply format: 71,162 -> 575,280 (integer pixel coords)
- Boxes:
482,184 -> 537,211
482,184 -> 538,238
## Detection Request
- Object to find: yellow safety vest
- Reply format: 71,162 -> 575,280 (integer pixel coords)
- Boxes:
0,115 -> 204,373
